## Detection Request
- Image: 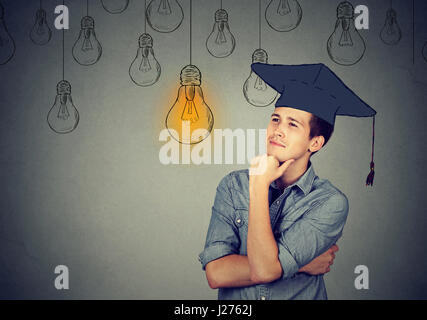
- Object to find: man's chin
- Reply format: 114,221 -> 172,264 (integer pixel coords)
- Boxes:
266,151 -> 287,163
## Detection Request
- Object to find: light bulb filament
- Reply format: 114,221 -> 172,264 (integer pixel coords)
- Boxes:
339,19 -> 353,46
254,77 -> 267,91
37,23 -> 45,35
82,29 -> 94,51
58,95 -> 70,120
158,0 -> 172,15
386,25 -> 395,35
215,23 -> 227,44
277,0 -> 291,16
386,17 -> 396,35
139,49 -> 152,72
181,86 -> 199,124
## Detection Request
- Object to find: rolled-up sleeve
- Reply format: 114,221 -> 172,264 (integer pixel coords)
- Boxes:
198,175 -> 240,270
277,192 -> 349,279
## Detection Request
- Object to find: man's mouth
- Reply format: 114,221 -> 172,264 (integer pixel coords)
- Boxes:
270,140 -> 286,148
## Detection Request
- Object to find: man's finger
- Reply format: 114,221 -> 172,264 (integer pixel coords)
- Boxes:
250,155 -> 263,166
331,244 -> 339,252
278,159 -> 295,174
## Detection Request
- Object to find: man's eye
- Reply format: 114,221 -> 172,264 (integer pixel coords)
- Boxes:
289,122 -> 297,127
272,118 -> 279,122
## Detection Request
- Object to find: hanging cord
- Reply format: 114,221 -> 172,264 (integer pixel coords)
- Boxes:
258,0 -> 261,49
366,115 -> 375,186
220,0 -> 223,9
412,0 -> 414,65
144,0 -> 147,33
190,0 -> 192,65
86,0 -> 89,16
40,0 -> 42,9
62,0 -> 65,80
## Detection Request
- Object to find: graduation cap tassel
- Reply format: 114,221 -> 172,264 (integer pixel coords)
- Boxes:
366,115 -> 375,186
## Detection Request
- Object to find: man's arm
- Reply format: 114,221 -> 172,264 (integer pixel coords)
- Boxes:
246,156 -> 294,282
247,183 -> 282,283
206,247 -> 339,289
246,155 -> 348,282
205,255 -> 257,289
200,163 -> 343,289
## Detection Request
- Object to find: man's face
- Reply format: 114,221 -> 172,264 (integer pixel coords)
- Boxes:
266,107 -> 313,163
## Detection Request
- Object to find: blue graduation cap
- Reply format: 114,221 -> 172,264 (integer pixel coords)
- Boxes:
251,62 -> 377,187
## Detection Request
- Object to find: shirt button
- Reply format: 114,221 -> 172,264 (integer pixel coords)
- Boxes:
276,200 -> 280,205
236,219 -> 241,223
260,296 -> 266,300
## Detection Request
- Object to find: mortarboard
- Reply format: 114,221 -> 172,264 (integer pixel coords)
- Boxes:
251,62 -> 377,187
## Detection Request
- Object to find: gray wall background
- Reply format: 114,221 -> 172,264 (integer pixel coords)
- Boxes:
0,0 -> 426,299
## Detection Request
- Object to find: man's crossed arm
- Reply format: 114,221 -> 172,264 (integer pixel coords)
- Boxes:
205,156 -> 341,289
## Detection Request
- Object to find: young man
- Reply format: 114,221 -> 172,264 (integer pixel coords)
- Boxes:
198,63 -> 376,300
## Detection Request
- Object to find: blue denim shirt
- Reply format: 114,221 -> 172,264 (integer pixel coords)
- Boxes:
198,161 -> 349,300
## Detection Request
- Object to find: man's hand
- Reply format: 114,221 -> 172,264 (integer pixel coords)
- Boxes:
298,245 -> 339,275
249,154 -> 295,189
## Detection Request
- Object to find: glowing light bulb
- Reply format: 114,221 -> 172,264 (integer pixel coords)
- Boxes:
101,0 -> 129,14
380,8 -> 401,45
423,42 -> 427,63
206,9 -> 236,58
327,1 -> 366,66
129,33 -> 161,87
0,2 -> 15,65
72,16 -> 102,66
165,65 -> 214,144
146,0 -> 184,33
243,49 -> 278,107
47,80 -> 79,134
265,0 -> 302,32
30,8 -> 52,46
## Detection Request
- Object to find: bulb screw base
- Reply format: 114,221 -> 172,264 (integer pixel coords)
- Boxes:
215,9 -> 228,22
57,80 -> 71,95
81,16 -> 95,29
252,49 -> 268,63
139,33 -> 153,48
337,1 -> 354,19
36,8 -> 47,19
180,65 -> 201,86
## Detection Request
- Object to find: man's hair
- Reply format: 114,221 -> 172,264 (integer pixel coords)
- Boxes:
308,114 -> 334,156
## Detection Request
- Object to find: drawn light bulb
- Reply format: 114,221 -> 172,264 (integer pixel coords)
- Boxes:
265,0 -> 302,32
30,8 -> 52,46
146,0 -> 184,33
327,1 -> 366,66
101,0 -> 129,14
380,8 -> 401,45
243,49 -> 278,107
165,65 -> 214,144
0,2 -> 15,65
129,33 -> 161,87
206,9 -> 236,58
47,80 -> 79,134
423,42 -> 427,63
72,16 -> 102,66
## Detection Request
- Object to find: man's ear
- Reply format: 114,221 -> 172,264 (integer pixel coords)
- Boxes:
309,136 -> 325,153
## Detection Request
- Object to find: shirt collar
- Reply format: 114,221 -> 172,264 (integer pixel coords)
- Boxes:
270,161 -> 316,196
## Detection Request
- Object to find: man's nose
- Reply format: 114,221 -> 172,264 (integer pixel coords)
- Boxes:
274,127 -> 285,138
